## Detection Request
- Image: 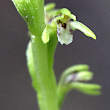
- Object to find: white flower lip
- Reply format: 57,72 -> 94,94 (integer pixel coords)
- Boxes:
57,21 -> 73,45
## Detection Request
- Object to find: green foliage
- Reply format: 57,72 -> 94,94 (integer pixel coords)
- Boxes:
12,1 -> 101,110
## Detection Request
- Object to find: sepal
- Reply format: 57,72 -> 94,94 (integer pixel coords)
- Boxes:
44,3 -> 58,24
55,8 -> 71,17
54,8 -> 76,22
41,25 -> 56,43
62,64 -> 89,78
70,21 -> 96,39
44,3 -> 56,11
71,82 -> 101,95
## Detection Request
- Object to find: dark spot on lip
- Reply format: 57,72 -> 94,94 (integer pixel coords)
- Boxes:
70,19 -> 74,21
70,29 -> 73,34
57,20 -> 62,24
62,23 -> 66,29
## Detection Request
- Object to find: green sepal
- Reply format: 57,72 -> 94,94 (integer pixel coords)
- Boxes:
64,70 -> 93,84
55,8 -> 71,17
44,3 -> 56,11
54,8 -> 76,22
45,9 -> 58,24
46,9 -> 59,18
63,64 -> 89,76
70,14 -> 76,21
75,71 -> 93,81
71,82 -> 101,95
54,14 -> 65,23
41,25 -> 56,43
70,21 -> 96,40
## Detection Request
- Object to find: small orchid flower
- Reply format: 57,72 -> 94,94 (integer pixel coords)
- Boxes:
58,64 -> 101,97
42,8 -> 96,45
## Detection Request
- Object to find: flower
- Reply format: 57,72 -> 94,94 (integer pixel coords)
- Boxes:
51,8 -> 76,45
42,7 -> 96,45
58,64 -> 101,95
